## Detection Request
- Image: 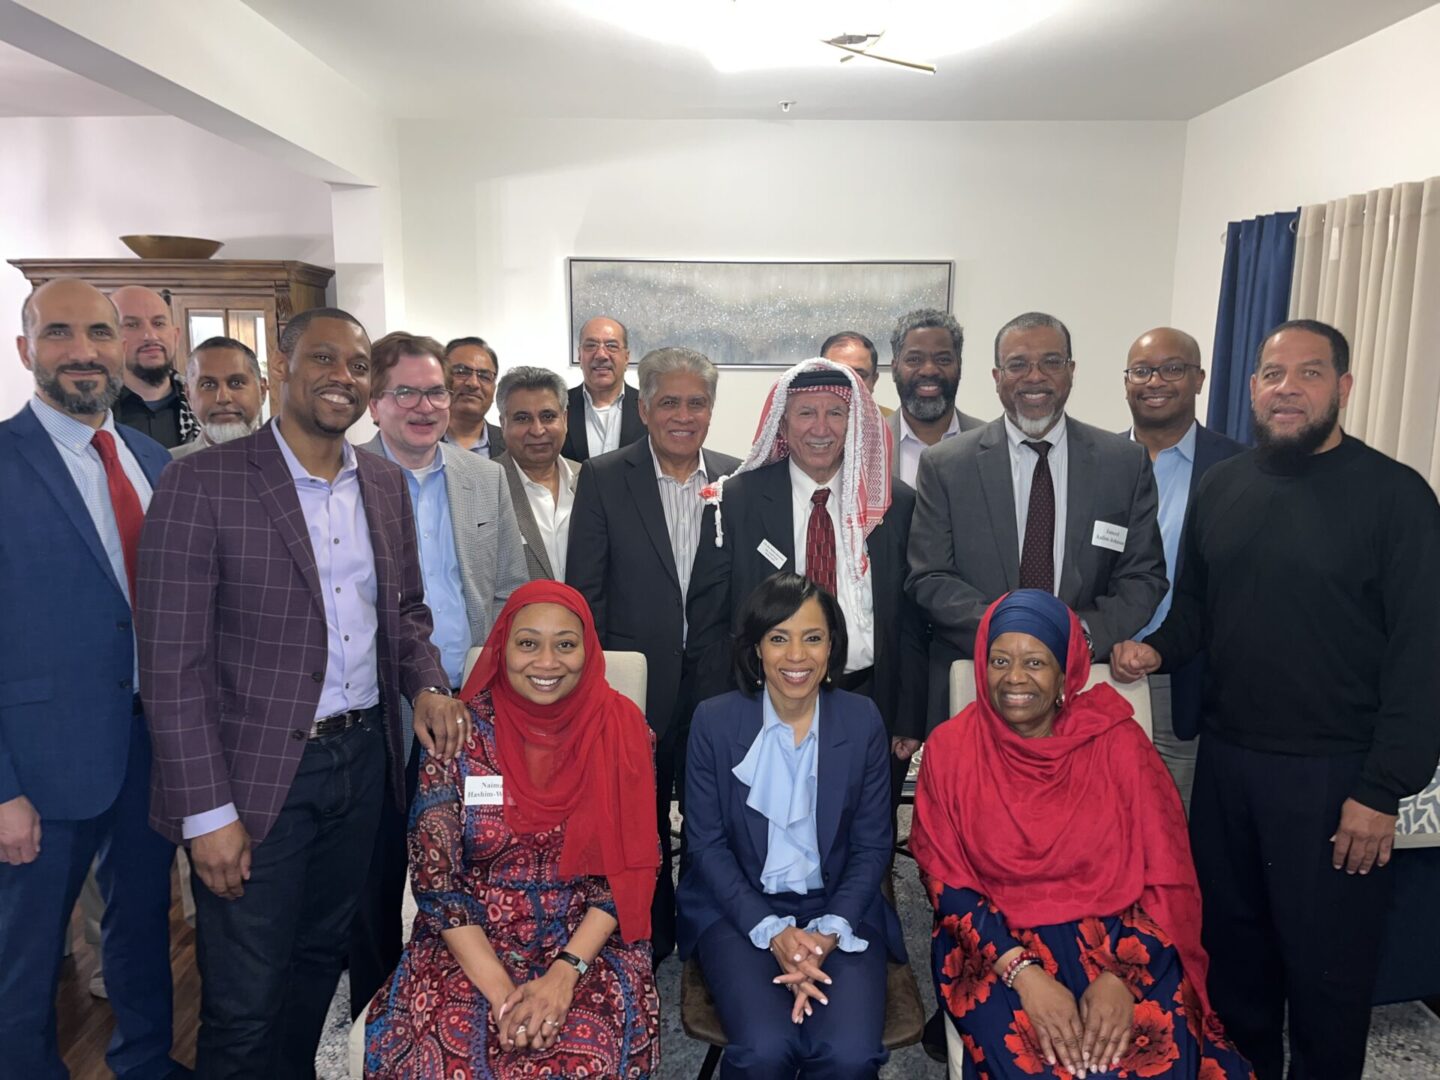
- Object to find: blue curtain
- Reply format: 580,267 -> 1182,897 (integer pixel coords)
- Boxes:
1207,210 -> 1298,444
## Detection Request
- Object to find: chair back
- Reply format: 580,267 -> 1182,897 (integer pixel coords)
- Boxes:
461,647 -> 648,712
948,660 -> 1153,739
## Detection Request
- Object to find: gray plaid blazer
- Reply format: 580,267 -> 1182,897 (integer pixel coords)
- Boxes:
136,421 -> 448,843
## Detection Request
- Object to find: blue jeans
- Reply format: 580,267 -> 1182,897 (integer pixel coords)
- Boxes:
191,715 -> 385,1080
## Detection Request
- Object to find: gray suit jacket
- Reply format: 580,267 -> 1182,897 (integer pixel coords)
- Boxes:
359,435 -> 529,661
494,451 -> 581,580
906,415 -> 1166,728
884,406 -> 985,453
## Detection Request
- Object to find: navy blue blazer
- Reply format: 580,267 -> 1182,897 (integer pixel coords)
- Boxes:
1123,423 -> 1246,739
677,688 -> 906,962
0,404 -> 171,819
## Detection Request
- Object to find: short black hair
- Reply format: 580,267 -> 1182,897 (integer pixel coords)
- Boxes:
820,330 -> 879,374
993,311 -> 1071,367
1256,318 -> 1350,376
445,335 -> 499,372
278,307 -> 366,357
731,572 -> 848,695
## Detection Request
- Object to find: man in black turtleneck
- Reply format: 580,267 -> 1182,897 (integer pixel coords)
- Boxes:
1113,319 -> 1440,1080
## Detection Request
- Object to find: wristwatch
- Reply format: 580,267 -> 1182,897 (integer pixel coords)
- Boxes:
554,950 -> 589,976
417,686 -> 452,698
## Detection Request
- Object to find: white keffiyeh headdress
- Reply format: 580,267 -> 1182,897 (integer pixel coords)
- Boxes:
704,358 -> 892,581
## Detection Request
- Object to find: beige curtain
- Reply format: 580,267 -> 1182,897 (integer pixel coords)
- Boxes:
1290,176 -> 1440,489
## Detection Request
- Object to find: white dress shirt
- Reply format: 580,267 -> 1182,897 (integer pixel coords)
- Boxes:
583,384 -> 626,456
896,409 -> 961,487
787,459 -> 875,673
520,456 -> 578,579
1004,413 -> 1069,595
650,441 -> 709,644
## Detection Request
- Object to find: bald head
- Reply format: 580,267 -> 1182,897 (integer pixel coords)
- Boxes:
112,284 -> 180,390
18,278 -> 124,423
1124,326 -> 1205,433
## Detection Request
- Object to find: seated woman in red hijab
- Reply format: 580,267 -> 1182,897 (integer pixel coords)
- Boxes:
911,590 -> 1252,1080
365,581 -> 661,1078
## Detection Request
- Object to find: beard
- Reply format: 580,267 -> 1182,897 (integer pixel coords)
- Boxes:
37,364 -> 123,415
127,351 -> 173,387
1254,393 -> 1340,468
899,380 -> 958,422
202,417 -> 262,445
1009,409 -> 1059,438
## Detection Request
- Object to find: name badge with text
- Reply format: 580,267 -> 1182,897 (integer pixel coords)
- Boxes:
464,775 -> 504,806
1091,521 -> 1128,553
757,539 -> 787,570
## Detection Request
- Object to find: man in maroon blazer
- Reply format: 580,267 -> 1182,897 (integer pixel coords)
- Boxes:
136,307 -> 468,1079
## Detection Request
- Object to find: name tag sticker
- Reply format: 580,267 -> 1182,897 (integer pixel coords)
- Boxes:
757,539 -> 787,570
464,775 -> 504,806
1092,521 -> 1128,553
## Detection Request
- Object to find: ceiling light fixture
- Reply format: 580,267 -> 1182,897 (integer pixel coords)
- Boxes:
565,0 -> 1062,73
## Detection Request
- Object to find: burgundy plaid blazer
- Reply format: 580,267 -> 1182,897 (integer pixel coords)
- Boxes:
135,422 -> 447,844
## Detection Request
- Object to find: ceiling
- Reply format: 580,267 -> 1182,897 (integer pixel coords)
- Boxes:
0,39 -> 158,118
240,0 -> 1436,121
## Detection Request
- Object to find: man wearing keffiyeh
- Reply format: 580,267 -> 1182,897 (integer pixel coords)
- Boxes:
687,358 -> 929,802
112,286 -> 200,450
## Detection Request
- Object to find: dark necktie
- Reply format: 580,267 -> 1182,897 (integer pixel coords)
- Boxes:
1018,440 -> 1055,592
805,488 -> 837,596
91,429 -> 145,602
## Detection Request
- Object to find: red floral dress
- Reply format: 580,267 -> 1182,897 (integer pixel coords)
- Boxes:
364,695 -> 660,1078
931,885 -> 1253,1079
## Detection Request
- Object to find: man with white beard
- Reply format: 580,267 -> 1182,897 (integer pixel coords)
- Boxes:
906,311 -> 1167,729
171,337 -> 269,459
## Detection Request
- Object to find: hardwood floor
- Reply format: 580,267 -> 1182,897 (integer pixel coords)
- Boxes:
57,871 -> 198,1080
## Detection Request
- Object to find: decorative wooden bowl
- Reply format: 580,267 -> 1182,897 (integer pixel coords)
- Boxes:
120,235 -> 224,259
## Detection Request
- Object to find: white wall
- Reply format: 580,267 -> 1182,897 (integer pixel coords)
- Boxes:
398,118 -> 1187,457
0,114 -> 335,417
1170,3 -> 1440,388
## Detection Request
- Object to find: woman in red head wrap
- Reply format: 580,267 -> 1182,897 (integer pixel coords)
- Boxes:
910,591 -> 1253,1080
365,581 -> 661,1078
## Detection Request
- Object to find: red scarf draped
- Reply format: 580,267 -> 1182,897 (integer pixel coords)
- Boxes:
458,581 -> 658,943
910,595 -> 1216,1021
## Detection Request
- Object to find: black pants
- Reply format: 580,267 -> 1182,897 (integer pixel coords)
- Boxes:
192,715 -> 385,1080
651,707 -> 689,966
1189,735 -> 1393,1080
348,736 -> 423,1020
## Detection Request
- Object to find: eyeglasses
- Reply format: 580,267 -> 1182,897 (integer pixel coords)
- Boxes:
581,339 -> 626,355
998,356 -> 1072,378
448,365 -> 496,385
377,386 -> 452,409
1123,362 -> 1201,384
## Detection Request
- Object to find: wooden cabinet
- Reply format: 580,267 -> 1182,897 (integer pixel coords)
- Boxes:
8,258 -> 334,412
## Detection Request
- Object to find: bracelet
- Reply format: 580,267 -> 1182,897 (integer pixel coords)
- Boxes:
417,685 -> 452,698
1002,950 -> 1041,989
553,950 -> 589,977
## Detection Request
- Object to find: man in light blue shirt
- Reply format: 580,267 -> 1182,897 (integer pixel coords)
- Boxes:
352,330 -> 528,1016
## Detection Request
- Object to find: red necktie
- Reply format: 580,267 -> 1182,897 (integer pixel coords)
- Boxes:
1018,440 -> 1055,593
805,488 -> 837,596
91,429 -> 145,601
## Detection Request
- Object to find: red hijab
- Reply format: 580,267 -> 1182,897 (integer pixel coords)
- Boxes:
910,594 -> 1215,1019
458,581 -> 658,943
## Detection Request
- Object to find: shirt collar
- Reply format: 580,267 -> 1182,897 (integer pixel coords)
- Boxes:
272,418 -> 357,484
897,408 -> 960,446
1128,419 -> 1197,462
649,438 -> 708,485
520,455 -> 575,491
787,457 -> 840,499
29,394 -> 121,455
378,433 -> 445,479
760,685 -> 820,745
582,383 -> 624,411
1004,412 -> 1067,452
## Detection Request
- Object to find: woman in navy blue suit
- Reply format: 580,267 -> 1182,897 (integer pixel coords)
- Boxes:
678,571 -> 905,1079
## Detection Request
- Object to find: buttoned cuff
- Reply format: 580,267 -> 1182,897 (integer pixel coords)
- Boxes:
183,803 -> 239,840
749,914 -> 797,949
806,914 -> 869,953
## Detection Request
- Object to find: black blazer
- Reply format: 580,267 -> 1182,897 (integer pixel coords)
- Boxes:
687,459 -> 929,740
565,438 -> 741,739
484,422 -> 504,459
560,384 -> 645,463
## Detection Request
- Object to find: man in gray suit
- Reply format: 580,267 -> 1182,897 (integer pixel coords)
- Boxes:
907,311 -> 1167,729
351,330 -> 528,1016
495,366 -> 581,580
886,308 -> 986,486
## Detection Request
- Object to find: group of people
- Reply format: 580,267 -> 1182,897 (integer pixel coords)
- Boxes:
1,275 -> 1437,1080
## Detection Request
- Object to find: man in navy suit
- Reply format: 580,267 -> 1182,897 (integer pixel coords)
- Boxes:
1121,327 -> 1244,808
0,279 -> 184,1079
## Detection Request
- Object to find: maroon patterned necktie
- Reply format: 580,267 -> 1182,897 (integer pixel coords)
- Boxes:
805,488 -> 837,596
91,429 -> 145,601
1018,441 -> 1055,592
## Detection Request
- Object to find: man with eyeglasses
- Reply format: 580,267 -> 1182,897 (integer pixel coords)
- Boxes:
1121,328 -> 1243,808
907,311 -> 1167,730
352,331 -> 528,1017
443,336 -> 504,458
561,315 -> 645,462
